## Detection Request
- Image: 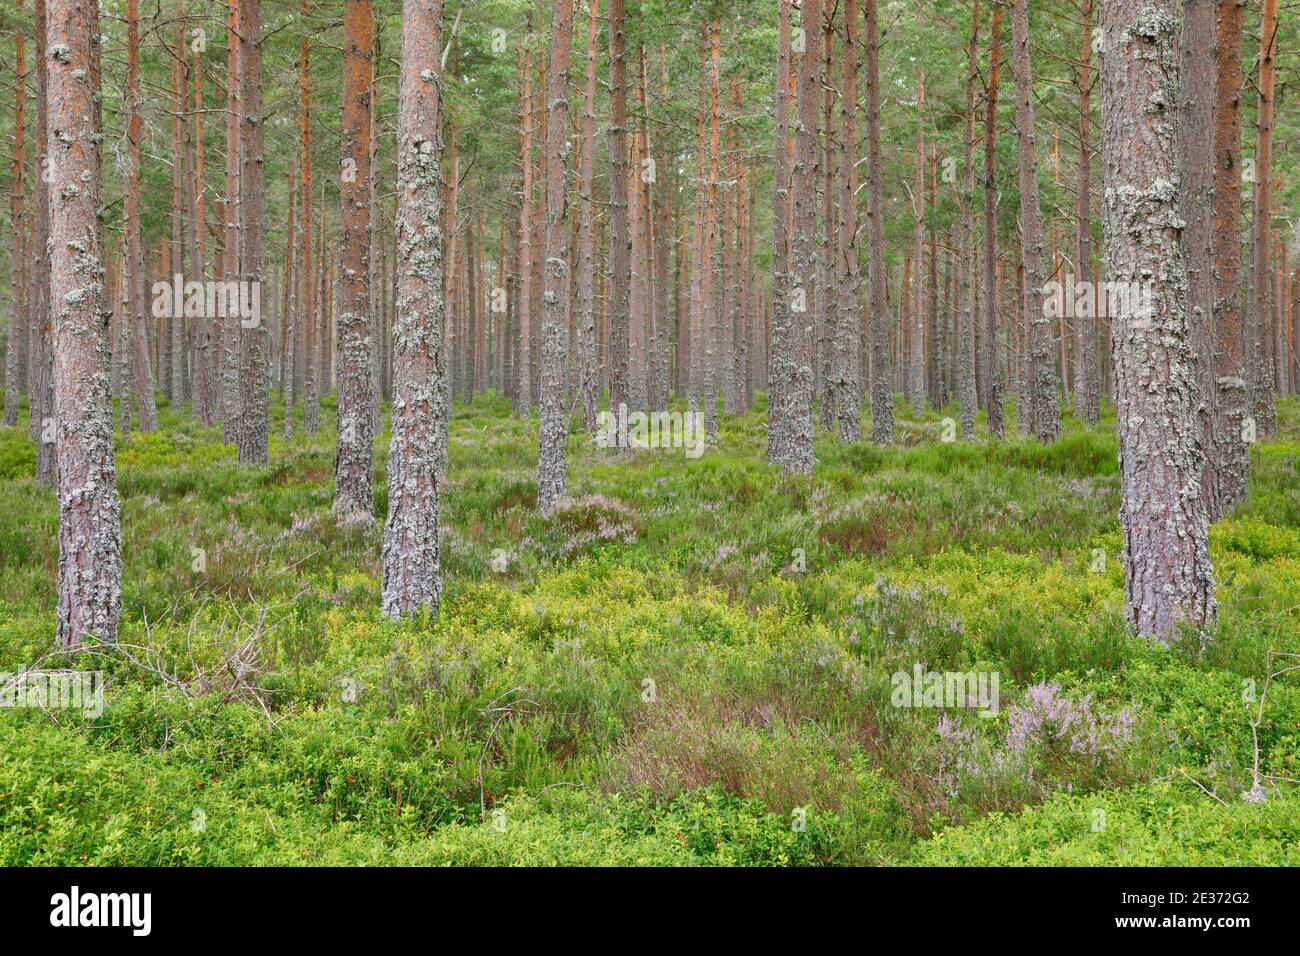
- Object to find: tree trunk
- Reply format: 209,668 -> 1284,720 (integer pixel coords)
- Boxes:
537,0 -> 574,514
1179,0 -> 1217,516
382,0 -> 446,618
236,0 -> 268,465
771,0 -> 820,474
1099,0 -> 1216,642
1010,0 -> 1059,443
220,0 -> 241,439
833,0 -> 862,441
4,25 -> 26,429
865,0 -> 893,443
767,1 -> 793,453
983,0 -> 1005,437
334,0 -> 375,520
1074,0 -> 1099,425
299,7 -> 317,436
957,2 -> 980,438
607,0 -> 630,418
47,0 -> 123,647
1246,0 -> 1277,438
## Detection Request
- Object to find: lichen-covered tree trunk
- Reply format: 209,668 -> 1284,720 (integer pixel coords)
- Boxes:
169,27 -> 186,409
817,14 -> 836,433
865,0 -> 893,444
515,50 -> 533,418
334,0 -> 375,521
1074,0 -> 1099,426
982,0 -> 1005,437
188,26 -> 211,427
652,52 -> 673,415
1246,0 -> 1277,439
607,0 -> 630,417
910,73 -> 927,421
283,164 -> 297,440
833,0 -> 861,442
236,0 -> 268,465
702,21 -> 721,441
47,0 -> 122,648
220,0 -> 242,440
1099,0 -> 1216,643
123,0 -> 157,439
957,1 -> 980,439
1010,0 -> 1059,443
4,25 -> 27,430
1179,0 -> 1217,514
298,7 -> 316,437
771,0 -> 820,475
767,1 -> 793,456
382,0 -> 445,618
537,0 -> 574,514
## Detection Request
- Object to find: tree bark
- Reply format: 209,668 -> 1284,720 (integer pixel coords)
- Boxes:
382,0 -> 446,618
236,0 -> 268,465
833,0 -> 861,441
771,0 -> 820,474
334,0 -> 375,520
957,2 -> 980,438
537,0 -> 574,514
1074,0 -> 1099,425
1246,0 -> 1277,438
4,25 -> 26,429
607,0 -> 630,418
865,0 -> 893,443
47,0 -> 123,647
1011,0 -> 1059,442
1099,0 -> 1216,642
983,0 -> 1005,437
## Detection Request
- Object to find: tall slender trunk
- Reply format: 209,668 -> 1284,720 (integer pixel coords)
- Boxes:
833,0 -> 861,441
1246,0 -> 1277,438
236,0 -> 268,464
1099,0 -> 1215,642
865,0 -> 892,443
335,0 -> 375,519
220,0 -> 242,439
607,0 -> 630,417
382,0 -> 446,618
911,73 -> 927,420
1074,0 -> 1099,425
817,13 -> 836,431
189,20 -> 211,426
537,0 -> 574,514
299,5 -> 318,436
515,49 -> 533,416
957,1 -> 980,438
4,24 -> 26,429
1011,0 -> 1059,442
1179,0 -> 1217,515
48,0 -> 122,646
169,18 -> 187,408
125,0 -> 158,437
983,0 -> 1005,437
773,0 -> 820,474
576,0 -> 599,430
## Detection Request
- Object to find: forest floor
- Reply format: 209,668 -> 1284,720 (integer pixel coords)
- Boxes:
1,390 -> 1298,865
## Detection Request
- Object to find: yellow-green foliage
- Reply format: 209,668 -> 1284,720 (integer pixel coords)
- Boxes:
0,392 -> 1297,865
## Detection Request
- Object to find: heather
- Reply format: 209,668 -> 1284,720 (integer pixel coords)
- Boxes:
0,392 -> 1296,865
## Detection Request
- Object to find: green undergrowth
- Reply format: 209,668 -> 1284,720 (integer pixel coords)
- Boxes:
1,388 -> 1297,865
